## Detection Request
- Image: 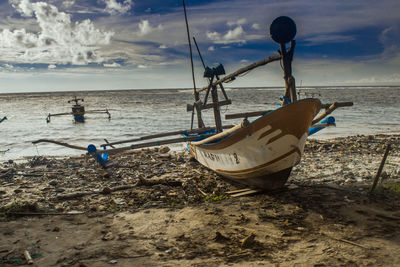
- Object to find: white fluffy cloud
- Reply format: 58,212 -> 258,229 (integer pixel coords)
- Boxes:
206,25 -> 245,44
1,0 -> 114,65
104,0 -> 132,15
138,19 -> 163,36
62,0 -> 75,8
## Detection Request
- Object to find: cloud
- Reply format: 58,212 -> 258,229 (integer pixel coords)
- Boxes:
1,0 -> 114,65
104,0 -> 132,15
62,0 -> 75,8
379,25 -> 400,56
159,44 -> 167,49
251,23 -> 260,30
103,62 -> 121,67
138,19 -> 163,36
208,46 -> 215,51
206,25 -> 246,44
227,18 -> 246,26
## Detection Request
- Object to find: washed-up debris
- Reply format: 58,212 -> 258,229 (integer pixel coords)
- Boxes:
0,134 -> 399,219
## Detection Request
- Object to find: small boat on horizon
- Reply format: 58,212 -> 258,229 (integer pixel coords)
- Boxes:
46,96 -> 111,123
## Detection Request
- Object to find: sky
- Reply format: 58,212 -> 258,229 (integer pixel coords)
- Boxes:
0,0 -> 399,93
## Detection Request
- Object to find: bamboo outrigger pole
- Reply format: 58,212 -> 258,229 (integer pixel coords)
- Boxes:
196,54 -> 282,93
100,125 -> 234,148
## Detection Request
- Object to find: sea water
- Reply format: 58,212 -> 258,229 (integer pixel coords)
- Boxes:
0,86 -> 399,160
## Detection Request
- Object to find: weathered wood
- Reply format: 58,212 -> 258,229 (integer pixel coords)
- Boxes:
32,139 -> 87,151
369,144 -> 391,194
225,110 -> 272,120
321,102 -> 353,109
312,102 -> 354,125
231,189 -> 261,197
280,40 -> 297,105
182,0 -> 204,128
97,133 -> 216,155
226,188 -> 253,194
211,83 -> 223,133
196,54 -> 282,93
101,127 -> 229,147
187,99 -> 231,112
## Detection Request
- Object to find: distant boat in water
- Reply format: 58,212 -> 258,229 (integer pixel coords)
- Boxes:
46,96 -> 111,123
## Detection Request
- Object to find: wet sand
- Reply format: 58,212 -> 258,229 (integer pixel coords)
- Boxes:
1,134 -> 399,266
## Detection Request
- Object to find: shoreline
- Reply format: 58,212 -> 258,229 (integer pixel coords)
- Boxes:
4,131 -> 400,162
1,133 -> 399,266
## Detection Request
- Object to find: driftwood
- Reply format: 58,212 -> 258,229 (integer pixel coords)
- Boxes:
196,54 -> 282,93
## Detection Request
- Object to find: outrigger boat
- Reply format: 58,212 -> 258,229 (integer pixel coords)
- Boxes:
93,15 -> 351,189
46,96 -> 111,123
33,12 -> 352,190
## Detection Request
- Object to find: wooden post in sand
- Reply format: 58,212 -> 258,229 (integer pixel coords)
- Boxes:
369,143 -> 391,194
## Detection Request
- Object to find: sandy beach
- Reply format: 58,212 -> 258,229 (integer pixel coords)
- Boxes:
1,134 -> 399,266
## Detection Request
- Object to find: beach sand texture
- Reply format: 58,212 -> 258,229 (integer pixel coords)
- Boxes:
0,134 -> 399,266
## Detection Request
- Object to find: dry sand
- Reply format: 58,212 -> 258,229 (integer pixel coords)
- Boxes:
1,134 -> 399,266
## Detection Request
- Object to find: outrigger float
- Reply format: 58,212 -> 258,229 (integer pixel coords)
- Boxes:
34,9 -> 352,190
46,96 -> 111,123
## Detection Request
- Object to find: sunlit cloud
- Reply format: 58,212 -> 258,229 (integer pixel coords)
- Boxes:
2,0 -> 114,65
104,0 -> 132,15
206,25 -> 246,44
138,19 -> 163,36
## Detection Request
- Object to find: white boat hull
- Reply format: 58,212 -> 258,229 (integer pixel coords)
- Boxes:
190,99 -> 322,189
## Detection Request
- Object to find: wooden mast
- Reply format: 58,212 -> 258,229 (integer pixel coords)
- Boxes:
182,0 -> 204,129
280,41 -> 297,105
269,16 -> 298,106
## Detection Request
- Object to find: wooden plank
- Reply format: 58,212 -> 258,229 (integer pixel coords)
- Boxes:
196,54 -> 281,93
230,189 -> 261,197
226,188 -> 254,194
187,99 -> 232,112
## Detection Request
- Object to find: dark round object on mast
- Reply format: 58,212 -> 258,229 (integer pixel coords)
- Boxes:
269,16 -> 296,44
